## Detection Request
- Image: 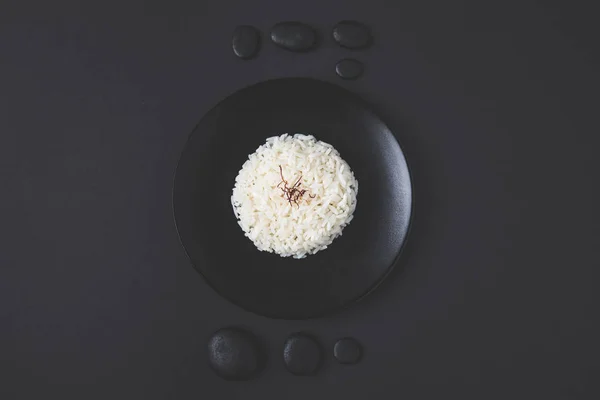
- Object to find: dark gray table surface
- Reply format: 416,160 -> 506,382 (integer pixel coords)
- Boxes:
1,1 -> 599,399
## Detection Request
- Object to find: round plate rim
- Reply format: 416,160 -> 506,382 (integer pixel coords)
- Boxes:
172,77 -> 414,319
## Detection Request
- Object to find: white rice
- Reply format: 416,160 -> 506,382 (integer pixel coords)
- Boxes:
231,134 -> 358,259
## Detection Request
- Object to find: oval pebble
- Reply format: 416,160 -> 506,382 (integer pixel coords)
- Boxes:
333,337 -> 362,364
335,59 -> 364,80
208,327 -> 265,380
283,333 -> 323,375
270,22 -> 317,52
332,21 -> 372,49
232,25 -> 261,59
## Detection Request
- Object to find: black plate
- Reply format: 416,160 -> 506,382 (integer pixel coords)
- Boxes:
173,78 -> 412,319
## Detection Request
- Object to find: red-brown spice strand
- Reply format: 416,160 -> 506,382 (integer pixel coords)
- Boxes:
277,165 -> 314,207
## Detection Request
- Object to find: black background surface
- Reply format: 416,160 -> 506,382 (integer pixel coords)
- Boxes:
1,1 -> 599,399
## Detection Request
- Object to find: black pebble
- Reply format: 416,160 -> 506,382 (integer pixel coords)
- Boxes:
333,337 -> 362,364
208,327 -> 265,380
335,59 -> 364,80
232,25 -> 261,59
283,333 -> 323,375
270,22 -> 317,52
332,21 -> 372,49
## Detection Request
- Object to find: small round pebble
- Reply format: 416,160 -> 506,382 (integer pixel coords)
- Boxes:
208,327 -> 265,380
335,59 -> 364,80
334,337 -> 362,364
232,25 -> 261,59
332,21 -> 372,49
283,333 -> 323,375
270,22 -> 317,52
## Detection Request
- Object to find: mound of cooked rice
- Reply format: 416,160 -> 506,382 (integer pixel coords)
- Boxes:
231,133 -> 358,259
